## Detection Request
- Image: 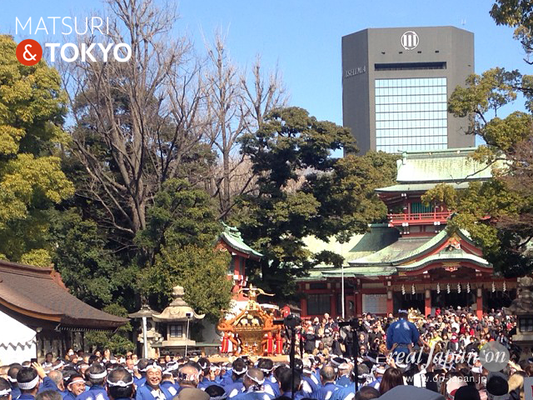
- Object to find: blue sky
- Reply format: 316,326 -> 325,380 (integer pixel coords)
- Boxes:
0,0 -> 527,127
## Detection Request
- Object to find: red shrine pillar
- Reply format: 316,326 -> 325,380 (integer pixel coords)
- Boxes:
330,293 -> 336,317
476,288 -> 483,319
356,292 -> 363,317
424,289 -> 431,316
387,290 -> 394,315
300,297 -> 308,317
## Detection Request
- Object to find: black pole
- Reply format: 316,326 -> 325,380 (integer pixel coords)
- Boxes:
353,320 -> 359,393
339,318 -> 359,393
289,326 -> 296,400
283,314 -> 301,400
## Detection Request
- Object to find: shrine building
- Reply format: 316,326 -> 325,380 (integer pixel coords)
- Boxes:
216,223 -> 263,301
298,148 -> 516,319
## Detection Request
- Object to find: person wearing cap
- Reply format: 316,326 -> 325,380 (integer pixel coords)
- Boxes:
386,310 -> 420,358
335,361 -> 351,388
8,364 -> 22,400
223,359 -> 247,399
314,365 -> 339,400
77,363 -> 108,400
0,377 -> 12,400
63,374 -> 86,400
485,372 -> 510,400
16,367 -> 40,400
135,363 -> 171,400
256,359 -> 278,399
106,368 -> 135,400
231,369 -> 271,400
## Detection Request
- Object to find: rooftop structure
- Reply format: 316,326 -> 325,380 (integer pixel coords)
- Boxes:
0,260 -> 127,363
342,27 -> 475,154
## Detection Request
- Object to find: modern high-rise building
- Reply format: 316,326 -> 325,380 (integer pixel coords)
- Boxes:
342,27 -> 475,154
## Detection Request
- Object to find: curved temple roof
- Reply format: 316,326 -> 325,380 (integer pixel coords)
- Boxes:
0,260 -> 127,330
219,223 -> 263,259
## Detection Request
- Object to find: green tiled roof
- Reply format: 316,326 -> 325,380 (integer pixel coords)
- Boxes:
348,229 -> 480,266
349,229 -> 447,265
398,250 -> 489,271
220,223 -> 262,258
302,225 -> 399,267
322,266 -> 397,278
299,228 -> 492,280
394,148 -> 494,184
376,182 -> 471,193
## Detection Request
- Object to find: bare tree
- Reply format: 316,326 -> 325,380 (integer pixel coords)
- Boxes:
204,34 -> 287,218
64,0 -> 209,238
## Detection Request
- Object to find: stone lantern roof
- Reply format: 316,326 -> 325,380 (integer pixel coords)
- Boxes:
128,303 -> 156,319
152,286 -> 205,322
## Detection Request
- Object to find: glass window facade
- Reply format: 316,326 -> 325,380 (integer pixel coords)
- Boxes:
307,294 -> 331,316
375,78 -> 447,152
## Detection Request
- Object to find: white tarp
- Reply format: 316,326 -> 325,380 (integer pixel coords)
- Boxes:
0,309 -> 36,364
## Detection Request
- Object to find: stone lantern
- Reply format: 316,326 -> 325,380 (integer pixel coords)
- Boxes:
129,303 -> 162,359
152,286 -> 205,356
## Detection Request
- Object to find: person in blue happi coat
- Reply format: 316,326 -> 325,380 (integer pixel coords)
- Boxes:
386,310 -> 420,358
63,374 -> 86,400
76,364 -> 108,400
256,359 -> 278,399
16,368 -> 40,400
106,367 -> 135,400
231,369 -> 272,400
223,359 -> 247,399
135,363 -> 171,400
314,366 -> 341,400
7,365 -> 21,400
0,378 -> 13,400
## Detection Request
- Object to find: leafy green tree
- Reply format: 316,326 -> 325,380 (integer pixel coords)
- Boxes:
85,304 -> 135,354
0,35 -> 73,264
137,179 -> 232,319
143,245 -> 232,321
47,209 -> 138,308
237,107 -> 397,297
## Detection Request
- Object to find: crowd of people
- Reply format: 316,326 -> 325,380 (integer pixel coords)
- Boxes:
0,306 -> 526,400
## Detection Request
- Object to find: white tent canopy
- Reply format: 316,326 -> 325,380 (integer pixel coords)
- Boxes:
0,309 -> 36,364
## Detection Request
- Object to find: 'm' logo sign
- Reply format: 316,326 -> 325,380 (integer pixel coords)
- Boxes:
401,31 -> 419,50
